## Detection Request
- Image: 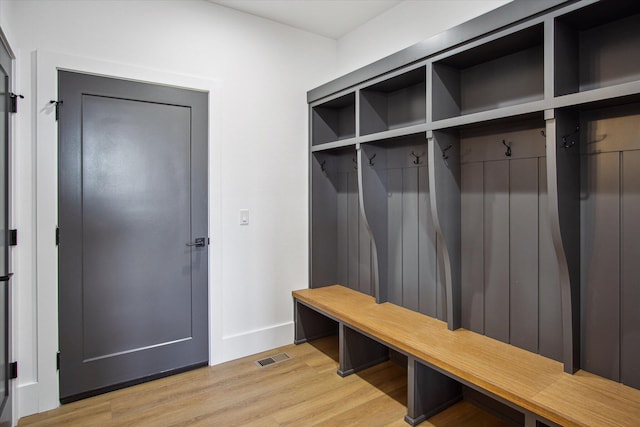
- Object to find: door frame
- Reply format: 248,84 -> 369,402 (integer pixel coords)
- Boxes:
32,50 -> 223,414
0,26 -> 15,427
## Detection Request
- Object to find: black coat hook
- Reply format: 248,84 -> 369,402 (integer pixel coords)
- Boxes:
502,140 -> 512,157
562,126 -> 579,149
442,144 -> 453,160
368,153 -> 376,166
410,151 -> 424,165
320,160 -> 326,172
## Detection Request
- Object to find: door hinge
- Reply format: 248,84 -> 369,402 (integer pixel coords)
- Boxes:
9,362 -> 17,380
56,352 -> 60,371
55,227 -> 60,246
9,93 -> 24,114
9,229 -> 17,246
49,99 -> 63,121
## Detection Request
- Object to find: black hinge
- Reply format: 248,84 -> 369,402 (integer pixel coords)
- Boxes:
56,352 -> 60,370
9,229 -> 17,246
9,362 -> 17,380
49,100 -> 63,121
55,227 -> 60,246
9,93 -> 24,114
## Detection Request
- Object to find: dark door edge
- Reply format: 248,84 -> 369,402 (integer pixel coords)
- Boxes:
59,360 -> 208,404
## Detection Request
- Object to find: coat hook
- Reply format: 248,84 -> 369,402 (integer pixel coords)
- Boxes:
320,160 -> 326,172
442,144 -> 453,160
540,129 -> 546,138
410,151 -> 424,165
352,157 -> 358,170
562,126 -> 579,149
368,153 -> 376,166
502,139 -> 512,157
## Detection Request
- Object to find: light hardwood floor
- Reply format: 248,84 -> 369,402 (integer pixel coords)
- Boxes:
19,336 -> 509,426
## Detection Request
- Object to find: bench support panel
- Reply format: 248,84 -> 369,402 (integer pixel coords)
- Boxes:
338,324 -> 389,377
405,357 -> 462,426
294,300 -> 339,344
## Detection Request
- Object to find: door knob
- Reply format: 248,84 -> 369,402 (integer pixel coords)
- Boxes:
186,237 -> 207,247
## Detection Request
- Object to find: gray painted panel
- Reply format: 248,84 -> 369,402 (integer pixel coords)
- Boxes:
408,358 -> 462,424
508,157 -> 539,353
360,144 -> 389,302
484,160 -> 510,343
359,206 -> 372,296
402,167 -> 420,311
347,171 -> 360,291
538,159 -> 563,362
432,64 -> 461,121
339,324 -> 389,376
418,166 -> 437,317
311,154 -> 339,287
430,131 -> 461,329
553,18 -> 579,96
82,96 -> 191,360
387,82 -> 427,130
579,14 -> 640,92
360,91 -> 388,136
460,121 -> 546,164
387,168 -> 404,306
461,45 -> 544,116
461,162 -> 484,333
621,150 -> 640,389
581,151 -> 620,381
336,171 -> 349,286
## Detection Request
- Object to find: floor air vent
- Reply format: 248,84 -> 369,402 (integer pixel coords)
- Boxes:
255,352 -> 291,368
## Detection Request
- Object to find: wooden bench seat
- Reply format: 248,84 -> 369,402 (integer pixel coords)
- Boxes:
293,285 -> 640,427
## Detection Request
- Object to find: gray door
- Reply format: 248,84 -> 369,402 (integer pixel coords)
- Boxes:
0,35 -> 13,427
58,71 -> 209,402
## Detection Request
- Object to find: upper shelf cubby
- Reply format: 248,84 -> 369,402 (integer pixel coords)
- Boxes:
311,92 -> 356,146
360,66 -> 426,136
554,0 -> 640,97
431,24 -> 544,122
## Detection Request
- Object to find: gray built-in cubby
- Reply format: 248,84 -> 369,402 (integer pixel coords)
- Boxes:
360,66 -> 426,136
430,116 -> 563,361
431,24 -> 544,122
359,135 -> 444,320
552,101 -> 640,390
554,0 -> 640,96
311,92 -> 355,146
307,0 -> 640,394
311,146 -> 373,296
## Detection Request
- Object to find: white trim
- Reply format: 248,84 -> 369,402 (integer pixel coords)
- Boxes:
33,50 -> 223,413
220,322 -> 294,362
0,26 -> 15,59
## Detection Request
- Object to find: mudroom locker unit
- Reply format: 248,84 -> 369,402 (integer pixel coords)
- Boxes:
303,0 -> 640,423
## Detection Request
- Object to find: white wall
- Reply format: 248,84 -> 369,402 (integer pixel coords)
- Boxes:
3,0 -> 336,420
335,0 -> 511,76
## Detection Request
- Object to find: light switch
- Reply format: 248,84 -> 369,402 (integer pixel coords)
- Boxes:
240,209 -> 249,225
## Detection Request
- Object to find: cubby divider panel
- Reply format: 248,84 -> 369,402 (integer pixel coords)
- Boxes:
554,0 -> 640,97
359,135 -> 443,319
432,24 -> 544,121
311,147 -> 373,295
312,93 -> 356,146
360,66 -> 426,136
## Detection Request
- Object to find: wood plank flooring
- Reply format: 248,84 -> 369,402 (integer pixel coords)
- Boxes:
19,336 -> 508,426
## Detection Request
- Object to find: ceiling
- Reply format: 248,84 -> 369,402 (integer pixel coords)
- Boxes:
209,0 -> 403,39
